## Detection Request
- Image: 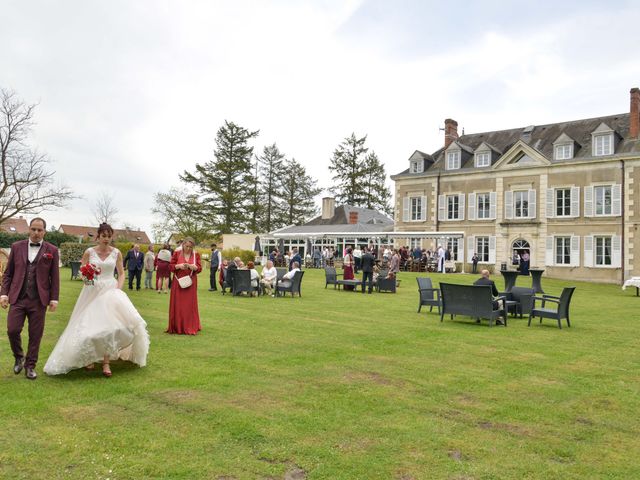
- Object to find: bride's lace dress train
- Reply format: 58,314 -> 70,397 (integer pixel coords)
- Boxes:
44,248 -> 150,375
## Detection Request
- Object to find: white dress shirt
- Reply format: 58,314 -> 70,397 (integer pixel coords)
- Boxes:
29,242 -> 42,263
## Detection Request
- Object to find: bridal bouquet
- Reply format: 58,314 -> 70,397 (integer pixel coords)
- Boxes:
80,263 -> 101,285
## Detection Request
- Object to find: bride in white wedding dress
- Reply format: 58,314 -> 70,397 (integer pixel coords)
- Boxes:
44,223 -> 149,377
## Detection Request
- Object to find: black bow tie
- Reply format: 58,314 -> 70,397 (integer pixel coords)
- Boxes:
30,243 -> 41,247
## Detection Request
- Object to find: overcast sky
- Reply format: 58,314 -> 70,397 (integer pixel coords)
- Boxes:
3,0 -> 640,240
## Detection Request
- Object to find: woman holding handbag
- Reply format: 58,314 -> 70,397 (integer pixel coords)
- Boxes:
167,237 -> 202,335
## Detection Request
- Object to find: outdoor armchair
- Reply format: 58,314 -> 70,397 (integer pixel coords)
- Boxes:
276,271 -> 304,297
528,286 -> 575,329
417,277 -> 441,314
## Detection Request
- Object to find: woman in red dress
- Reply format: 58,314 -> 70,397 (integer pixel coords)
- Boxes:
155,243 -> 172,293
343,246 -> 355,291
167,237 -> 202,335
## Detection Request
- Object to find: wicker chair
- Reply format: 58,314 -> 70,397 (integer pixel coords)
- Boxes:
417,277 -> 441,314
528,287 -> 576,329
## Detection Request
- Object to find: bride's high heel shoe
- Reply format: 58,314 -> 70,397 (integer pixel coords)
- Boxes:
85,364 -> 95,371
102,363 -> 112,378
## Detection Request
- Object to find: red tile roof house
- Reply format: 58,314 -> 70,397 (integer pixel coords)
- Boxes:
0,216 -> 30,234
58,224 -> 152,244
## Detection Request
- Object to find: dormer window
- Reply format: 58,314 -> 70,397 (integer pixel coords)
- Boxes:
475,151 -> 490,167
554,144 -> 573,160
446,151 -> 460,170
591,123 -> 615,157
410,160 -> 423,174
593,134 -> 613,156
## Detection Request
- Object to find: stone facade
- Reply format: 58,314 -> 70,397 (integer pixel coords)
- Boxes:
391,88 -> 640,284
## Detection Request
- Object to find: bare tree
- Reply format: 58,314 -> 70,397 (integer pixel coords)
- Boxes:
0,88 -> 74,225
91,191 -> 119,225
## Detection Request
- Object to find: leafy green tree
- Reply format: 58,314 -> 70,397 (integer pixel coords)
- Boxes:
328,133 -> 392,214
257,143 -> 286,231
279,158 -> 321,226
151,187 -> 212,244
180,120 -> 259,234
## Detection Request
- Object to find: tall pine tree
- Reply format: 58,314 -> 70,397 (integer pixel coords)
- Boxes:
245,157 -> 264,233
328,133 -> 367,205
328,133 -> 392,214
280,158 -> 321,226
361,152 -> 392,215
257,143 -> 285,231
181,120 -> 259,234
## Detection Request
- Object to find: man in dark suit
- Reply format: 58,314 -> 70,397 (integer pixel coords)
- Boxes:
0,217 -> 60,379
473,269 -> 504,324
123,244 -> 144,290
223,256 -> 240,294
209,243 -> 221,292
360,247 -> 375,294
289,247 -> 302,271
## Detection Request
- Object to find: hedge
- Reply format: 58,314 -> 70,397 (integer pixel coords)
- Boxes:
0,232 -> 28,248
221,248 -> 255,265
58,242 -> 214,267
59,242 -> 88,266
0,230 -> 77,248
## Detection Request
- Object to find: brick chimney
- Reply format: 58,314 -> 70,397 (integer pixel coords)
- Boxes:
348,211 -> 359,224
630,87 -> 640,139
322,197 -> 336,220
444,118 -> 459,149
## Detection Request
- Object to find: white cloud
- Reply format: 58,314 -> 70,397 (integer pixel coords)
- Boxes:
1,0 -> 639,237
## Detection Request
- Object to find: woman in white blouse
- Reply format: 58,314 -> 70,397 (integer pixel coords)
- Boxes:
260,260 -> 278,296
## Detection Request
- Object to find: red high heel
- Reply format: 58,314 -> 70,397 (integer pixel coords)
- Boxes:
102,364 -> 112,377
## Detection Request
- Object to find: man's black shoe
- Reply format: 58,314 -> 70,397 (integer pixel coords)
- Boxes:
25,367 -> 37,380
13,358 -> 24,375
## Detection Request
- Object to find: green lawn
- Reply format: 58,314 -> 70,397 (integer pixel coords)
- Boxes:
0,269 -> 638,479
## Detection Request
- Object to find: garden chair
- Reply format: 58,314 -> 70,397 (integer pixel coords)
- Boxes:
276,268 -> 287,282
503,287 -> 534,318
439,283 -> 507,327
276,271 -> 304,297
528,287 -> 575,329
417,277 -> 441,314
377,275 -> 396,293
231,270 -> 252,296
324,267 -> 342,289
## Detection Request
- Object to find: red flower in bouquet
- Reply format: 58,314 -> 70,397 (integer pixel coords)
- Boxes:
80,263 -> 102,285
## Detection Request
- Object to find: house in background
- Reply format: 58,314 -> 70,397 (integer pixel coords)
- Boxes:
391,87 -> 640,284
59,224 -> 152,244
262,197 -> 396,256
0,216 -> 29,234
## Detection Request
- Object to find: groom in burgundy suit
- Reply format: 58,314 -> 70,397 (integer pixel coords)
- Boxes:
0,217 -> 60,379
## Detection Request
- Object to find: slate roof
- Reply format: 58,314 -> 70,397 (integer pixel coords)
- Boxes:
304,205 -> 393,226
394,112 -> 640,177
273,223 -> 395,236
270,205 -> 393,236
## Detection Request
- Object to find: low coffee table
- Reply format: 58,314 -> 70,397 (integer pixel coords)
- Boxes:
336,279 -> 361,291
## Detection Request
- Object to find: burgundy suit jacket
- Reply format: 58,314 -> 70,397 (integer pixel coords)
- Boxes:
1,239 -> 60,307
